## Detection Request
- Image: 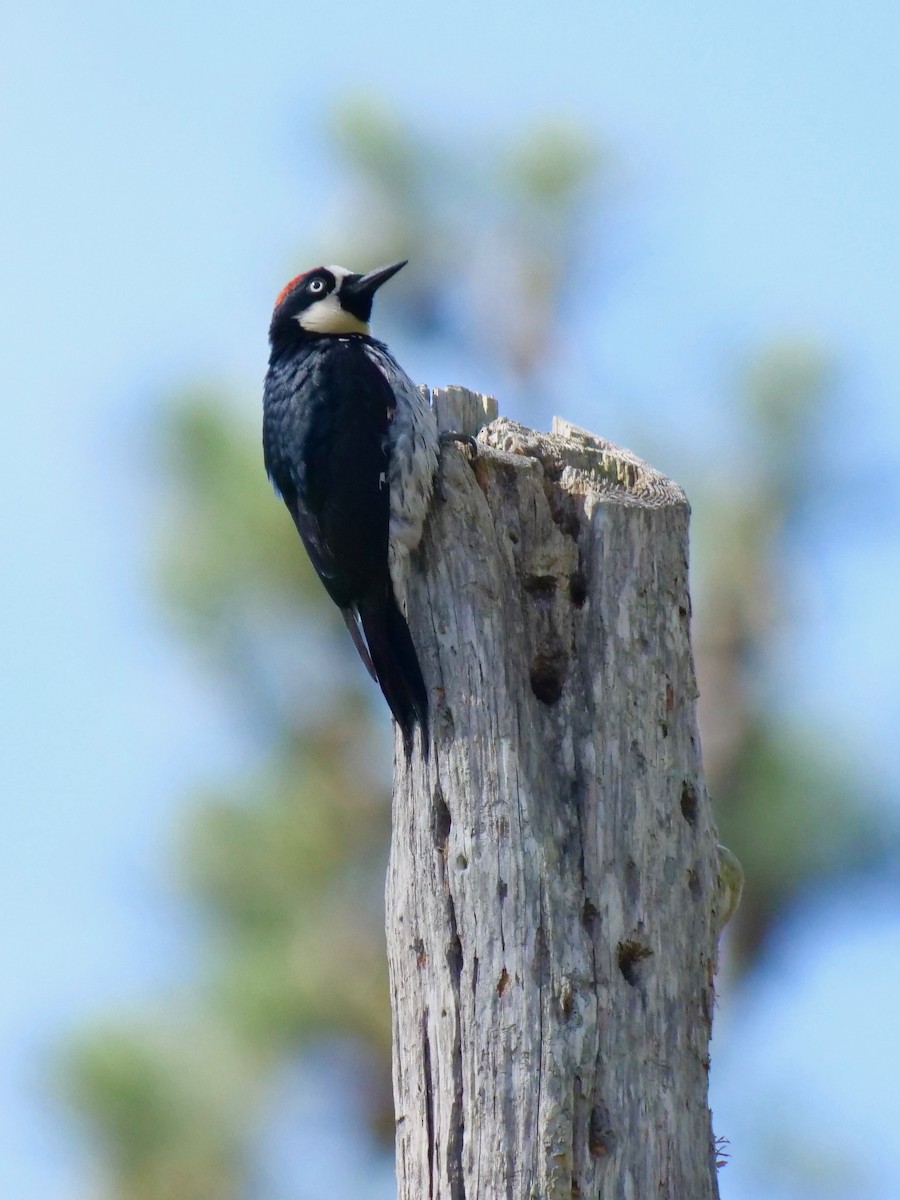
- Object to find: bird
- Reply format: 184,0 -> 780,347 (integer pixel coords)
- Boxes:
262,260 -> 439,759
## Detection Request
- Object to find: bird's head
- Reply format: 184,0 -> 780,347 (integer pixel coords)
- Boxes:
269,260 -> 407,342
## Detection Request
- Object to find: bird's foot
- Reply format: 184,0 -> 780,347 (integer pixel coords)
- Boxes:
439,430 -> 478,458
437,432 -> 479,500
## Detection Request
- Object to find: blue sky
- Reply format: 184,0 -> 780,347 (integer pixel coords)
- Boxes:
2,2 -> 900,1197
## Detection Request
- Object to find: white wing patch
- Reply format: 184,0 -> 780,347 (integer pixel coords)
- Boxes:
363,343 -> 439,598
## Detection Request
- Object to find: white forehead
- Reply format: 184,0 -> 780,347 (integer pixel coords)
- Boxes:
325,265 -> 353,284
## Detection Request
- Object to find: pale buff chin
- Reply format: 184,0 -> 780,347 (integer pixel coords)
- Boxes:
297,293 -> 370,335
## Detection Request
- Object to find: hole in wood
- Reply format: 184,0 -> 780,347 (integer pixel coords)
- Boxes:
447,933 -> 463,982
432,786 -> 451,850
617,938 -> 653,987
524,573 -> 557,599
530,654 -> 566,705
589,1104 -> 615,1158
680,781 -> 698,825
568,570 -> 587,607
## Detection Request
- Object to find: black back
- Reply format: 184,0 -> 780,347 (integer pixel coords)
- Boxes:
263,335 -> 395,608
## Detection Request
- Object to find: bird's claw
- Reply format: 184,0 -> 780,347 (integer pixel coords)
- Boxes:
439,430 -> 478,458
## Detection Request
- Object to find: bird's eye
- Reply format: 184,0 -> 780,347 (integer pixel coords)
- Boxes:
308,278 -> 326,294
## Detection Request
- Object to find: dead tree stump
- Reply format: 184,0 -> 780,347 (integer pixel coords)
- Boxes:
387,387 -> 723,1200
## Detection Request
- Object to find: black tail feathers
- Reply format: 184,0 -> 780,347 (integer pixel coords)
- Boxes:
357,588 -> 429,760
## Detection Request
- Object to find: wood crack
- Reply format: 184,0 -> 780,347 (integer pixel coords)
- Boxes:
423,1012 -> 435,1200
445,884 -> 466,1200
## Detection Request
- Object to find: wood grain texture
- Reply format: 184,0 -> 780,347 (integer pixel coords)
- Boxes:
388,387 -> 722,1200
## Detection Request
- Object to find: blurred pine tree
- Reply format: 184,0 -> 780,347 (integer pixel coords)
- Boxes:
58,103 -> 890,1198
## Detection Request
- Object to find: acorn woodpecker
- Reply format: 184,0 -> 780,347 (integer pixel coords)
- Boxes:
262,260 -> 439,758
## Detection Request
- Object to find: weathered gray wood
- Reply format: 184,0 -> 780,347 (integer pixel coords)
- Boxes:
429,383 -> 498,434
387,387 -> 722,1200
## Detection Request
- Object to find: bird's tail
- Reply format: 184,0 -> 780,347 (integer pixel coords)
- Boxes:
357,587 -> 429,760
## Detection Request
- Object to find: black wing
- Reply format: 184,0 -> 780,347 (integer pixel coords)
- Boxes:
263,339 -> 395,608
263,339 -> 428,755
